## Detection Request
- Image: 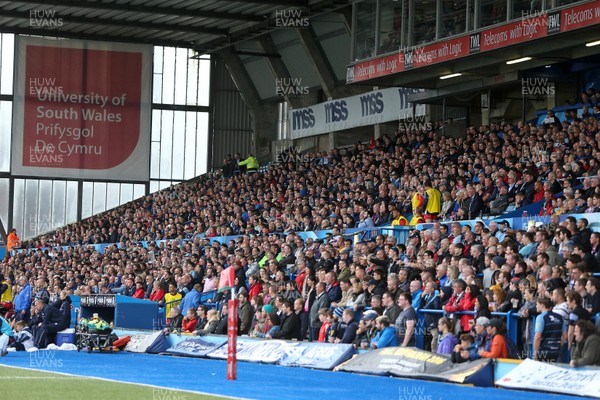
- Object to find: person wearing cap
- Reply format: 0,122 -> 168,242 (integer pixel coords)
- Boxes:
330,308 -> 359,344
478,318 -> 508,359
354,311 -> 378,349
371,315 -> 398,349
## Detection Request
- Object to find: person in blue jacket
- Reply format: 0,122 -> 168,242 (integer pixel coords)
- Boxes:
179,284 -> 202,315
14,276 -> 32,323
0,315 -> 14,356
371,315 -> 398,349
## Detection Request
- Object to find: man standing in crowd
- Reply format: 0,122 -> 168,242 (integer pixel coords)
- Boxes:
534,297 -> 565,362
396,292 -> 417,347
14,276 -> 31,323
309,282 -> 331,341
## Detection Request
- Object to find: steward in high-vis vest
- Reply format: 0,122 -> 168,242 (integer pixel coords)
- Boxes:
0,274 -> 13,303
391,209 -> 408,226
238,154 -> 259,173
423,180 -> 441,221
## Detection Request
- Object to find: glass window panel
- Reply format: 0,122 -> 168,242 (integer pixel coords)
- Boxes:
106,183 -> 121,210
174,48 -> 188,105
13,179 -> 25,237
150,180 -> 160,194
150,141 -> 161,179
81,182 -> 93,219
196,112 -> 209,176
23,180 -> 39,239
480,0 -> 507,27
0,178 -> 9,231
555,0 -> 579,7
160,110 -> 173,179
153,73 -> 163,104
186,50 -> 199,106
162,47 -> 176,104
133,184 -> 146,200
120,183 -> 133,204
414,0 -> 437,44
160,181 -> 178,190
38,180 -> 52,234
198,59 -> 210,106
184,111 -> 197,180
92,182 -> 107,215
154,47 -> 163,73
379,1 -> 402,54
152,109 -> 162,142
0,101 -> 12,172
512,0 -> 543,19
66,181 -> 78,224
52,181 -> 66,230
172,111 -> 185,180
1,34 -> 14,95
354,0 -> 377,60
441,0 -> 467,38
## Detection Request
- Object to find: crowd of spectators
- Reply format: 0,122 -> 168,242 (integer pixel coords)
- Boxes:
1,98 -> 600,365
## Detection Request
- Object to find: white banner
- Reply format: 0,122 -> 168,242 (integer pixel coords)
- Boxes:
289,87 -> 426,139
496,358 -> 600,398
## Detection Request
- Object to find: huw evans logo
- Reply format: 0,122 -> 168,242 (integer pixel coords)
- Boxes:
275,145 -> 311,164
521,78 -> 555,98
521,10 -> 549,26
398,385 -> 432,400
276,77 -> 309,97
29,9 -> 63,28
399,115 -> 432,132
153,388 -> 187,400
274,8 -> 309,28
29,351 -> 63,368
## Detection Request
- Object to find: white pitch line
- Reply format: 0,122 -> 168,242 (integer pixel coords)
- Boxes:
0,376 -> 89,380
0,364 -> 251,400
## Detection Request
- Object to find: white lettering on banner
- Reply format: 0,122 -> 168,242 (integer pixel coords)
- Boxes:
564,8 -> 594,25
290,87 -> 425,139
483,31 -> 508,46
497,359 -> 600,398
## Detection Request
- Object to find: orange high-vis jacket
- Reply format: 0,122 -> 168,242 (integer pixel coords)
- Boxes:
6,232 -> 20,252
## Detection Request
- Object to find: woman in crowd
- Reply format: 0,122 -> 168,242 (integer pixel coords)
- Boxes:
437,317 -> 459,355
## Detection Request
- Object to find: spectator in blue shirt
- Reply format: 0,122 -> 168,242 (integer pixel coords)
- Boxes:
179,284 -> 202,315
14,276 -> 32,323
371,315 -> 398,349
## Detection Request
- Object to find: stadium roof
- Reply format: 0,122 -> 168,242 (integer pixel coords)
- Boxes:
0,0 -> 351,52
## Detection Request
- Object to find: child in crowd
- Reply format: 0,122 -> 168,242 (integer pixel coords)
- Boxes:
451,333 -> 476,363
10,320 -> 34,351
318,308 -> 333,343
181,307 -> 198,333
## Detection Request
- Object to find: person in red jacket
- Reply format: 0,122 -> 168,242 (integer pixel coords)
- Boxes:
248,274 -> 262,301
132,282 -> 145,299
443,280 -> 476,333
149,281 -> 165,303
181,307 -> 198,333
478,318 -> 508,359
